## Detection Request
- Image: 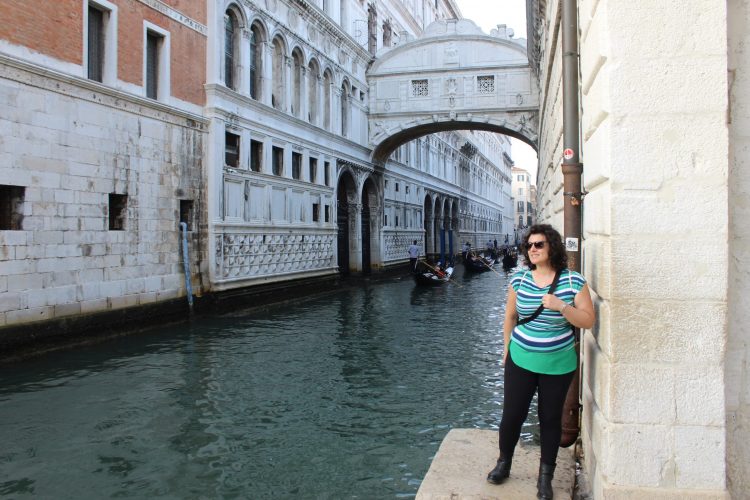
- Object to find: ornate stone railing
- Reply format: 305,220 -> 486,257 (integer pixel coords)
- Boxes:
383,229 -> 424,262
214,227 -> 336,282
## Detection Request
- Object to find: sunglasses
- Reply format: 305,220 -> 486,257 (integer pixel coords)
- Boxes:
525,241 -> 547,250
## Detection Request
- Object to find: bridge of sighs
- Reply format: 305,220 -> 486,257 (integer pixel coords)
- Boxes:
337,19 -> 540,272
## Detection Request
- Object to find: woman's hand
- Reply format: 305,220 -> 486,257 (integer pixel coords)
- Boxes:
502,348 -> 509,365
542,293 -> 567,312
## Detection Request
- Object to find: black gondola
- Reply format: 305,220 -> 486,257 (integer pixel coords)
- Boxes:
413,265 -> 453,286
501,252 -> 518,272
464,253 -> 494,273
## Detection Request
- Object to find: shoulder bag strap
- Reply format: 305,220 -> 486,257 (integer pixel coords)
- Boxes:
516,269 -> 563,326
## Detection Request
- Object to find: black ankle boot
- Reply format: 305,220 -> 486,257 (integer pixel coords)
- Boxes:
536,462 -> 555,499
486,456 -> 512,484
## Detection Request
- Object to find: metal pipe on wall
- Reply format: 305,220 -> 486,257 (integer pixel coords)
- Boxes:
560,0 -> 584,448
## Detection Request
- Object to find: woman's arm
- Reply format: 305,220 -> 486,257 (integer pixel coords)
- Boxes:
503,285 -> 518,363
542,283 -> 595,329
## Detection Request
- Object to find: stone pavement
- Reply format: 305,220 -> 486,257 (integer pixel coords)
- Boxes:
417,428 -> 575,499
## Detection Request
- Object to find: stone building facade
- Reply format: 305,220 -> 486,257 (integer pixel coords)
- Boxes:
511,165 -> 535,233
0,0 -> 207,330
529,0 -> 749,497
0,0 -> 515,335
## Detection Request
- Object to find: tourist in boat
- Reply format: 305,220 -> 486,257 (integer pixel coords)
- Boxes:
486,224 -> 595,500
433,261 -> 446,278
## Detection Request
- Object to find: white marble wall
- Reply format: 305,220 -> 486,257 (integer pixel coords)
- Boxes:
535,0 -> 733,497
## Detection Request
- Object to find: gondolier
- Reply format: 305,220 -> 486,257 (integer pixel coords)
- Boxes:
407,240 -> 420,271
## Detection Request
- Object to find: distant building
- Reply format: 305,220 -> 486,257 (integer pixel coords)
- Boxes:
511,166 -> 535,237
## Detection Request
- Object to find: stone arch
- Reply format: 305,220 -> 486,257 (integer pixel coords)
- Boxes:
291,47 -> 304,118
423,193 -> 434,256
322,68 -> 334,131
248,18 -> 267,100
307,58 -> 321,125
336,169 -> 357,274
361,176 -> 380,273
270,34 -> 288,110
371,121 -> 538,164
432,194 -> 443,259
223,4 -> 246,91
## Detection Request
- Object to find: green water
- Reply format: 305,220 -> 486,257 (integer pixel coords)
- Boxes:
0,267 -> 540,499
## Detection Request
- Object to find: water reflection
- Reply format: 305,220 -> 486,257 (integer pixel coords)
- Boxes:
0,266 -> 539,498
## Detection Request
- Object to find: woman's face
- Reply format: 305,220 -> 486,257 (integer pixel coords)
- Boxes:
526,233 -> 549,267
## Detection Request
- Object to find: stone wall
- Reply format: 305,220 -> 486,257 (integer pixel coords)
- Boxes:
0,55 -> 206,329
535,0 -> 732,497
727,0 -> 750,496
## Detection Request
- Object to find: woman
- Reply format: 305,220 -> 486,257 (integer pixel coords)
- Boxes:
486,224 -> 595,499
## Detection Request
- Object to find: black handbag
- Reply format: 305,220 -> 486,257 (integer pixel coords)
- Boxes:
516,269 -> 563,326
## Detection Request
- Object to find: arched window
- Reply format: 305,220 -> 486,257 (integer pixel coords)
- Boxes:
292,49 -> 303,118
307,59 -> 319,124
224,11 -> 239,90
323,70 -> 332,130
340,80 -> 349,137
249,24 -> 263,99
271,37 -> 285,110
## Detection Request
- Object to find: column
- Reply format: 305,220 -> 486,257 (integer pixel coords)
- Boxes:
300,66 -> 309,121
284,56 -> 292,114
348,202 -> 362,272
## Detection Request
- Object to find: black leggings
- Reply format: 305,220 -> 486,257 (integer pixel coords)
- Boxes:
499,351 -> 575,465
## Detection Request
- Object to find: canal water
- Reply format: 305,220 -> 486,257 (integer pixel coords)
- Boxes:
0,265 -> 541,499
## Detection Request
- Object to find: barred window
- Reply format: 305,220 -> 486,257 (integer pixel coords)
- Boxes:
411,79 -> 429,97
477,75 -> 495,93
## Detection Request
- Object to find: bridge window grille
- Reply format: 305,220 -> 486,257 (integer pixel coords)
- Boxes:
411,79 -> 429,97
477,75 -> 495,93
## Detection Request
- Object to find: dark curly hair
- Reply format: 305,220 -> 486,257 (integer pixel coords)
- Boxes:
521,224 -> 568,271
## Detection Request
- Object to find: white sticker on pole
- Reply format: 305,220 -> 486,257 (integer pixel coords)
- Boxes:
565,237 -> 579,252
563,148 -> 575,160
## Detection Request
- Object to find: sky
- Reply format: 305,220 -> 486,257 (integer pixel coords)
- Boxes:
453,0 -> 539,183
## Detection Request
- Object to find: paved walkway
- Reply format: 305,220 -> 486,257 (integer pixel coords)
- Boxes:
417,429 -> 575,499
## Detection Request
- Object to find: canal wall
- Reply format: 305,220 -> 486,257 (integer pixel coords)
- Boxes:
532,0 -> 739,497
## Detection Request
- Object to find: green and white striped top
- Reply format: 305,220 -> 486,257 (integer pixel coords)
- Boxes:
509,268 -> 585,374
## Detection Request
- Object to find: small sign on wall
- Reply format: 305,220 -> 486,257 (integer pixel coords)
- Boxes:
565,237 -> 579,252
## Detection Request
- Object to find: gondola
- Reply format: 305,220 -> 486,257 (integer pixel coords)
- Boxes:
464,253 -> 494,273
413,266 -> 454,286
501,253 -> 518,272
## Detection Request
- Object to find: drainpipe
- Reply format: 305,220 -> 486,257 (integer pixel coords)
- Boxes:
560,0 -> 583,448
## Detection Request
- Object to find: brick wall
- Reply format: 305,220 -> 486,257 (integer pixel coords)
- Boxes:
0,0 -> 206,106
0,0 -> 83,65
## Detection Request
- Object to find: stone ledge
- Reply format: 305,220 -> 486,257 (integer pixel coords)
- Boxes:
417,428 -> 575,499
